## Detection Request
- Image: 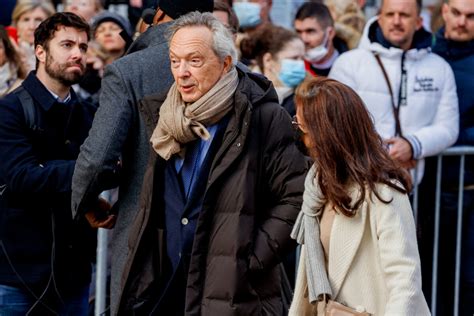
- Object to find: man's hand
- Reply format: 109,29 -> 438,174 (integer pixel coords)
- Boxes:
385,137 -> 417,169
84,197 -> 116,229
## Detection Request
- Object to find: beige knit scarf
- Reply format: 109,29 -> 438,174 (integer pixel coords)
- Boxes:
151,67 -> 239,160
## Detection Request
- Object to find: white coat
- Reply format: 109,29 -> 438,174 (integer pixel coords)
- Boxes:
329,17 -> 459,182
289,183 -> 431,315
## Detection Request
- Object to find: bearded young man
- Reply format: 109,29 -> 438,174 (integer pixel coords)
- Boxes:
0,12 -> 97,315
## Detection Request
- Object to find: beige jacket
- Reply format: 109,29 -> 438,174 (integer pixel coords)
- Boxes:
289,183 -> 430,315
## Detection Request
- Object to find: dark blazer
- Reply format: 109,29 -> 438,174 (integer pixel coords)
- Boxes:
0,72 -> 96,293
121,68 -> 308,315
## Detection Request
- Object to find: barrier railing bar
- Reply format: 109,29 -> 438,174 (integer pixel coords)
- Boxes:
95,228 -> 108,316
439,146 -> 474,156
431,155 -> 443,315
413,165 -> 419,225
453,155 -> 465,316
96,191 -> 112,316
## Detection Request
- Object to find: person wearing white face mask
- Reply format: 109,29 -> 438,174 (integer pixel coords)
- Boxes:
240,23 -> 306,116
294,2 -> 347,77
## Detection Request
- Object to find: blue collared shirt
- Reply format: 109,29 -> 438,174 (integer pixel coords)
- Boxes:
174,124 -> 219,197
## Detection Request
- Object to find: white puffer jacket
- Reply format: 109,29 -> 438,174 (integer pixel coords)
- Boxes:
329,17 -> 459,182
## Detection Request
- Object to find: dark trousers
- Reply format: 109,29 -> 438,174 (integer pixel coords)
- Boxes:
149,257 -> 188,316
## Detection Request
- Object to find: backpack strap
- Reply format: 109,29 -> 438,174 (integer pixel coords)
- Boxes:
12,86 -> 43,132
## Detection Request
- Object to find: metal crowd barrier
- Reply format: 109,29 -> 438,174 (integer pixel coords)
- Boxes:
93,146 -> 474,316
95,191 -> 113,316
411,146 -> 474,316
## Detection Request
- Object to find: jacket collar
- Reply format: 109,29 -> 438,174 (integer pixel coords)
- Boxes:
21,71 -> 77,112
126,21 -> 174,55
368,20 -> 432,50
360,16 -> 432,59
432,27 -> 474,60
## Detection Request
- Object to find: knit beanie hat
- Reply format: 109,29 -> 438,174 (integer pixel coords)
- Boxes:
155,0 -> 214,19
92,11 -> 133,38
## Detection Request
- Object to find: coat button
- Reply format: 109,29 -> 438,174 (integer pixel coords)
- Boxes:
181,218 -> 189,225
236,142 -> 241,147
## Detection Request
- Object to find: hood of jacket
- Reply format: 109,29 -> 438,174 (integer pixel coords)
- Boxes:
234,63 -> 279,108
433,27 -> 474,60
359,16 -> 432,59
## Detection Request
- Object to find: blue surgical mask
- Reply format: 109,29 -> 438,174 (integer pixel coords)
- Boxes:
233,2 -> 262,29
278,59 -> 306,88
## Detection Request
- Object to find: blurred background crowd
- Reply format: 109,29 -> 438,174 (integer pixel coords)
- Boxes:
0,0 -> 450,102
0,0 -> 472,315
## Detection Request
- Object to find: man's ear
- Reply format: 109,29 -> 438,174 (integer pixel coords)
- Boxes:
327,26 -> 336,42
35,45 -> 46,64
262,52 -> 274,72
223,55 -> 233,73
441,3 -> 449,23
415,15 -> 423,31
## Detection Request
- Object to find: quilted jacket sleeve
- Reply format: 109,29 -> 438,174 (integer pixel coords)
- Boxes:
249,104 -> 309,271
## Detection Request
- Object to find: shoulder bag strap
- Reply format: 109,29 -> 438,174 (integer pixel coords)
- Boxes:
372,52 -> 402,137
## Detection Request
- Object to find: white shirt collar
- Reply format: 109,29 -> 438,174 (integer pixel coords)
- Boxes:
46,87 -> 72,103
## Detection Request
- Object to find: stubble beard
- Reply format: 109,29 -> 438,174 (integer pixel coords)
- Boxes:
45,52 -> 84,86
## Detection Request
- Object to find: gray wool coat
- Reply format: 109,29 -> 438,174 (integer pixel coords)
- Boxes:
71,21 -> 175,315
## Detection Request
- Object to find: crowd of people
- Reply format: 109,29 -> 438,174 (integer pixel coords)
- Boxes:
0,0 -> 472,315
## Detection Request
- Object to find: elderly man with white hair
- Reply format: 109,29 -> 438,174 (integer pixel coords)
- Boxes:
112,11 -> 307,315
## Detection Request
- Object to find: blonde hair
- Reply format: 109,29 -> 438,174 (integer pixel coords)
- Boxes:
324,0 -> 365,49
11,0 -> 56,26
62,0 -> 104,13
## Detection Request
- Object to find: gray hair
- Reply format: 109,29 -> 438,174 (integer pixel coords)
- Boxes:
168,11 -> 238,65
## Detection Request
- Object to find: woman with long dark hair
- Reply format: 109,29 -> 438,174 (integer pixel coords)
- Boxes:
289,77 -> 430,315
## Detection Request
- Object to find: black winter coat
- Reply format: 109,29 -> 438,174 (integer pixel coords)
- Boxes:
0,73 -> 96,293
119,68 -> 308,315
